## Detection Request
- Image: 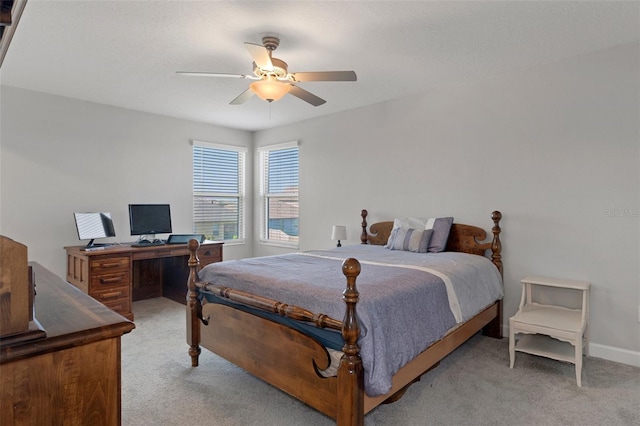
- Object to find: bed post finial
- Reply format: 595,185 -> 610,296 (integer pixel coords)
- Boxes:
360,209 -> 368,244
338,258 -> 364,426
490,211 -> 503,277
187,239 -> 202,367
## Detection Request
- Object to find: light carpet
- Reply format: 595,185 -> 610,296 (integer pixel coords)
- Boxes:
121,297 -> 640,425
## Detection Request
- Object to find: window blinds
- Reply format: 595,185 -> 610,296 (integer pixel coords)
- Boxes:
259,142 -> 299,246
192,142 -> 245,242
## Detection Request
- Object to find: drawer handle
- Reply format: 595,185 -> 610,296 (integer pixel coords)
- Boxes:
100,276 -> 123,285
204,251 -> 212,256
100,291 -> 123,299
100,262 -> 122,268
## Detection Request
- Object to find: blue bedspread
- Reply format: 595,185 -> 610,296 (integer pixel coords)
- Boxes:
198,245 -> 502,396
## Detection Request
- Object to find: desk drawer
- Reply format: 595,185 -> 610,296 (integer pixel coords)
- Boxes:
90,271 -> 131,293
132,247 -> 189,260
132,250 -> 166,260
198,245 -> 222,266
100,296 -> 132,317
92,285 -> 130,303
90,256 -> 129,272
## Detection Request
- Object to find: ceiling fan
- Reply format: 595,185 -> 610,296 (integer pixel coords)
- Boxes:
176,36 -> 357,106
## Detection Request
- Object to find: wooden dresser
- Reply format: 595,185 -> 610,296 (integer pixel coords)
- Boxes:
65,242 -> 223,320
1,262 -> 135,425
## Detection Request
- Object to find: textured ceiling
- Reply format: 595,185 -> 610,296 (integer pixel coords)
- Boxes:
1,1 -> 639,131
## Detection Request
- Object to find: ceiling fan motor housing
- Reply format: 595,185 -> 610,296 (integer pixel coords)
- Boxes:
253,57 -> 288,79
262,36 -> 280,51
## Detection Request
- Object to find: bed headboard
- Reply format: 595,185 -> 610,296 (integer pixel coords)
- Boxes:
360,209 -> 503,276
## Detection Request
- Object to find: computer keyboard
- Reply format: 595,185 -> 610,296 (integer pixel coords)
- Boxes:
131,240 -> 165,247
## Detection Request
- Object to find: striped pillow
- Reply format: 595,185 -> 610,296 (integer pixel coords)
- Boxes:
386,227 -> 433,253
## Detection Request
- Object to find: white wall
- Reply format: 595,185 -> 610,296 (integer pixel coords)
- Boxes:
1,42 -> 638,366
0,87 -> 254,277
254,43 -> 640,363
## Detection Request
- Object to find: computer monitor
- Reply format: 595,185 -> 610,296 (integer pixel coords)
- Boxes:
128,204 -> 172,236
74,212 -> 116,248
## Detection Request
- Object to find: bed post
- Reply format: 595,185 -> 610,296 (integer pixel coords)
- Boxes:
187,239 -> 202,367
337,258 -> 364,426
360,209 -> 368,244
483,211 -> 503,339
490,211 -> 503,277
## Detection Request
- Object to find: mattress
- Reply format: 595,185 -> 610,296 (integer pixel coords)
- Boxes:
198,245 -> 503,396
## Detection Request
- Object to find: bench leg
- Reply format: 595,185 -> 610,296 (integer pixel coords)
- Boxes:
575,338 -> 583,387
509,325 -> 516,368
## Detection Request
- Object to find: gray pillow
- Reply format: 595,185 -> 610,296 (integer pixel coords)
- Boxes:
426,217 -> 454,253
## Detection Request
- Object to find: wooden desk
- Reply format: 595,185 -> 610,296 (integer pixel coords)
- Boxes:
65,242 -> 223,320
1,262 -> 135,425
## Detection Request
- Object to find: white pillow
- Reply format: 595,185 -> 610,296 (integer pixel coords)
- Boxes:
392,217 -> 428,230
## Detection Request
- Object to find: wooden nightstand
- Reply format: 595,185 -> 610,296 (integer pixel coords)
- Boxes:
509,275 -> 590,386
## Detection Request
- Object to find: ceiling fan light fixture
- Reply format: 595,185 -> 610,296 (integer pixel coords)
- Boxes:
250,76 -> 290,102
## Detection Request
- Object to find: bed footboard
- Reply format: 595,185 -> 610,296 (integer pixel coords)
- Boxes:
186,240 -> 365,425
200,302 -> 340,416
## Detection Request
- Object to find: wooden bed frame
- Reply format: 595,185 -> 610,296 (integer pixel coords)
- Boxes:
186,210 -> 503,426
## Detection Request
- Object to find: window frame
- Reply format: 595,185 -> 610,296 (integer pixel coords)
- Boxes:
258,141 -> 300,248
192,140 -> 247,244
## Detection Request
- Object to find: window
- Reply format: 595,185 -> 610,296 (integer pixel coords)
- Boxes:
192,141 -> 246,242
259,141 -> 299,246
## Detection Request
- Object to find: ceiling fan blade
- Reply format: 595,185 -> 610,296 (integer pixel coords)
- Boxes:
176,72 -> 254,79
289,71 -> 357,82
244,42 -> 273,71
288,85 -> 326,106
230,88 -> 255,105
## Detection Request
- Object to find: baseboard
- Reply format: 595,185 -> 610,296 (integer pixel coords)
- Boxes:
589,343 -> 640,367
501,325 -> 640,368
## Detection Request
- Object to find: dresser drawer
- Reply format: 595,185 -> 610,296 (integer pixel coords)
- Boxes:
198,245 -> 222,266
